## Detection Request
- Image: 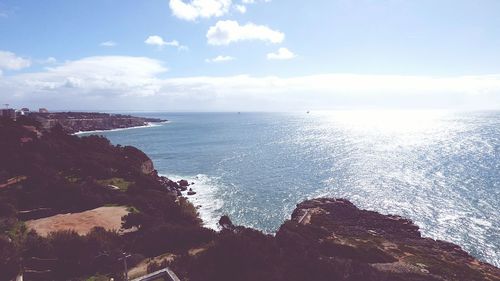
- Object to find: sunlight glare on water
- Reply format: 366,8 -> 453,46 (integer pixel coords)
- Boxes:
306,110 -> 498,266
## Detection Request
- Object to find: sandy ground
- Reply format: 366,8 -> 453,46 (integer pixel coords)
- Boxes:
25,206 -> 129,237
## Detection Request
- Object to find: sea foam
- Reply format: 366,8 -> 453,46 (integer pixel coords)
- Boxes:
160,173 -> 224,230
73,121 -> 169,135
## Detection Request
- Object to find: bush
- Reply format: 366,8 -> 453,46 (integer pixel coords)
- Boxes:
0,236 -> 20,280
181,228 -> 283,281
133,225 -> 215,257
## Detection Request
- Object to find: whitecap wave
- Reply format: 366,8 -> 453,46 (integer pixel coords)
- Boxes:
160,173 -> 224,230
73,121 -> 169,135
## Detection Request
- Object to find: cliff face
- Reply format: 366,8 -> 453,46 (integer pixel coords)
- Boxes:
140,159 -> 155,175
277,198 -> 500,281
121,145 -> 156,175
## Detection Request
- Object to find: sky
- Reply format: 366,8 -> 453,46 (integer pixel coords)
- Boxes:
0,0 -> 499,111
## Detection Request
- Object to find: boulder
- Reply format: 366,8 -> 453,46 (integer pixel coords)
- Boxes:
178,179 -> 189,187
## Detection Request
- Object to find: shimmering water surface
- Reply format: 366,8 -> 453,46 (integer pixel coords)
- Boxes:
82,111 -> 499,266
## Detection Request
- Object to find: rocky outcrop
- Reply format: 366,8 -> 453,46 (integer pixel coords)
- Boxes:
140,159 -> 155,175
277,198 -> 500,281
156,176 -> 194,195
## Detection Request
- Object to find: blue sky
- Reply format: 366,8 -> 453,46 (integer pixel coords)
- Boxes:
0,0 -> 499,111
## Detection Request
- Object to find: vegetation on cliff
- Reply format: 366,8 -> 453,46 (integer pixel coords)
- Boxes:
0,117 -> 208,280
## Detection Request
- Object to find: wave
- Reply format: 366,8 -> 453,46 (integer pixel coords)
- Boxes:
72,121 -> 169,135
159,173 -> 224,230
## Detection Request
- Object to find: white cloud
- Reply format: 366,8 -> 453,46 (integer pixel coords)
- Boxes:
205,55 -> 235,63
100,41 -> 117,47
234,0 -> 269,13
145,35 -> 168,46
0,56 -> 499,111
44,57 -> 57,64
145,35 -> 188,50
267,47 -> 295,60
169,0 -> 231,21
37,57 -> 57,65
0,51 -> 31,72
207,20 -> 285,45
235,4 -> 246,13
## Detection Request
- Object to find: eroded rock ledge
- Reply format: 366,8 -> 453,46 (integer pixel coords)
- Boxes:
277,198 -> 500,281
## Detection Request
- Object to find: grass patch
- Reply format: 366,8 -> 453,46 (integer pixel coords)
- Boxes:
96,177 -> 133,191
104,203 -> 120,207
127,206 -> 140,214
86,275 -> 110,281
65,174 -> 81,183
5,220 -> 28,242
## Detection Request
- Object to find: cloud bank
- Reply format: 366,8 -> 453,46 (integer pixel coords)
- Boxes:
1,56 -> 499,111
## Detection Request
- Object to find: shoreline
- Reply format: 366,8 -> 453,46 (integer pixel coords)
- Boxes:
160,173 -> 223,230
72,121 -> 169,135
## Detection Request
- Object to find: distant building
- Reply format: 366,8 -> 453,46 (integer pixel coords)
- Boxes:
16,108 -> 30,116
39,108 -> 49,113
0,108 -> 16,119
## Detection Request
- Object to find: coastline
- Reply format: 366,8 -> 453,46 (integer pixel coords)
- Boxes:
1,117 -> 499,281
160,173 -> 223,230
72,120 -> 169,135
73,112 -> 499,268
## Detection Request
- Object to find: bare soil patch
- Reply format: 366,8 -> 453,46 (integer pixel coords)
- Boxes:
25,206 -> 129,237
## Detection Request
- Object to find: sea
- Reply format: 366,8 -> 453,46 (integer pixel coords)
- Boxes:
78,110 -> 499,267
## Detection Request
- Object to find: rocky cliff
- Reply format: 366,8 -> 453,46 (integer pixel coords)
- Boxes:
276,198 -> 500,281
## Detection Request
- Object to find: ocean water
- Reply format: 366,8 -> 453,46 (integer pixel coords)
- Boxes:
82,111 -> 499,266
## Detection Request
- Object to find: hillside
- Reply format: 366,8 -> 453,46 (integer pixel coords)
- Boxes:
0,116 -> 208,280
